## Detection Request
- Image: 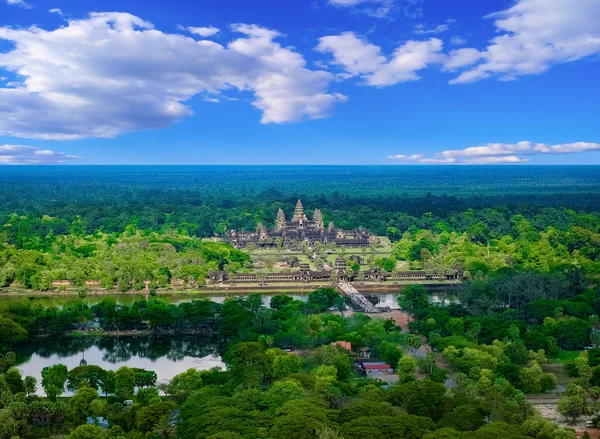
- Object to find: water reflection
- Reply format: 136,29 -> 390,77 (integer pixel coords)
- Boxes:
16,335 -> 224,392
0,292 -> 310,309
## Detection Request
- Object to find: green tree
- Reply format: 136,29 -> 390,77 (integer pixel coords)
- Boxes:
166,368 -> 203,401
308,288 -> 341,313
398,356 -> 416,376
136,401 -> 175,433
0,317 -> 28,352
23,375 -> 37,396
266,379 -> 305,409
115,366 -> 135,400
225,342 -> 268,388
69,424 -> 108,439
558,384 -> 588,424
270,400 -> 330,439
42,364 -> 68,401
4,368 -> 24,394
70,387 -> 98,421
397,285 -> 429,317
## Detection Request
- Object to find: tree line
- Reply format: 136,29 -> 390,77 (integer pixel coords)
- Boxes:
0,285 -> 581,438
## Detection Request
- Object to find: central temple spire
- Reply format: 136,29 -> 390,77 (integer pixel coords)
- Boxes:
292,199 -> 305,223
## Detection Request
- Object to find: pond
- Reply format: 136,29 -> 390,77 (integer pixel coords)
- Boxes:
15,335 -> 223,395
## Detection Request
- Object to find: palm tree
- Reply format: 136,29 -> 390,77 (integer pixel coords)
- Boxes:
152,415 -> 176,439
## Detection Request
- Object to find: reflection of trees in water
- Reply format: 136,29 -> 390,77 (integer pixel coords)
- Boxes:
16,337 -> 94,361
17,335 -> 219,365
98,336 -> 219,363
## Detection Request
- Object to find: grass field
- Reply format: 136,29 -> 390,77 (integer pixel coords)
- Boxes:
250,236 -> 396,272
549,350 -> 580,364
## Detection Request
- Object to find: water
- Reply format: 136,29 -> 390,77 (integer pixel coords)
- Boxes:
15,335 -> 224,396
0,292 -> 310,309
0,289 -> 453,310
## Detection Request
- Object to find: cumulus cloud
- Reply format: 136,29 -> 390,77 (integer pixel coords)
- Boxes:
443,48 -> 483,71
388,141 -> 600,164
448,0 -> 600,84
0,145 -> 81,164
450,36 -> 466,46
328,0 -> 395,18
6,0 -> 32,8
184,26 -> 220,37
0,13 -> 346,140
317,32 -> 445,86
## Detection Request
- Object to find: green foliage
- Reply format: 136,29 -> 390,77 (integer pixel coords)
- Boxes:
70,387 -> 98,421
397,285 -> 429,317
307,288 -> 341,313
69,424 -> 108,439
0,317 -> 28,352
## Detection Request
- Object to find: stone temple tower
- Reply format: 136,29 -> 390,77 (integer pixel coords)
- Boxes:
292,199 -> 306,224
313,209 -> 324,230
256,222 -> 267,240
275,208 -> 286,231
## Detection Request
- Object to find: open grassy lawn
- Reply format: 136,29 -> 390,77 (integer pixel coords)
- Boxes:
549,350 -> 580,364
251,236 -> 394,272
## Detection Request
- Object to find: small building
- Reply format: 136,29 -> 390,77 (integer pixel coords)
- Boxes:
363,362 -> 394,377
87,416 -> 110,429
331,341 -> 353,353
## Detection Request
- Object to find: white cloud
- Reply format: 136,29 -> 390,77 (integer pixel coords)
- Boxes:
328,0 -> 395,18
449,0 -> 600,84
414,19 -> 454,35
388,141 -> 600,164
387,154 -> 423,160
317,32 -> 445,86
49,8 -> 63,15
0,145 -> 81,164
6,0 -> 32,8
450,36 -> 466,46
418,158 -> 456,164
184,26 -> 220,37
0,13 -> 346,140
414,24 -> 449,35
440,141 -> 600,158
443,48 -> 481,70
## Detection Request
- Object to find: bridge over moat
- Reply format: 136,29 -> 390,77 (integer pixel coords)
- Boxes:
336,282 -> 380,313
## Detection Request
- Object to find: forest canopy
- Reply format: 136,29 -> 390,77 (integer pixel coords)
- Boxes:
1,167 -> 600,290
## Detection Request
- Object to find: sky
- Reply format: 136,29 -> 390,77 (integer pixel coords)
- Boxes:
0,0 -> 599,165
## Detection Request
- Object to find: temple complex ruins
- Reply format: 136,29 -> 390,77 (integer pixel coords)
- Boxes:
209,256 -> 462,285
226,200 -> 372,249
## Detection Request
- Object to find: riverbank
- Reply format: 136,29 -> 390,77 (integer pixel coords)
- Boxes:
63,328 -> 215,338
0,280 -> 458,297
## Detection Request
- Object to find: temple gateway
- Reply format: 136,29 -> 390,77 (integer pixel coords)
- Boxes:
226,200 -> 372,249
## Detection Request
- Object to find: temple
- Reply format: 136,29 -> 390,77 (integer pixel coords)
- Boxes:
226,200 -> 372,249
209,256 -> 462,285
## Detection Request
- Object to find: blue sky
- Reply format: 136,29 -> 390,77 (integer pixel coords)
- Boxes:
0,0 -> 599,165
